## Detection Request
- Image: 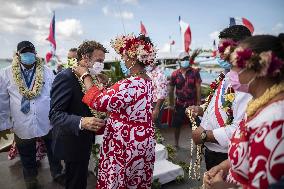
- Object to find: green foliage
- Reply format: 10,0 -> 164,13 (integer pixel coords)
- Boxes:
201,85 -> 210,99
165,144 -> 177,162
0,130 -> 11,140
151,178 -> 161,189
104,61 -> 125,83
91,143 -> 101,173
175,175 -> 185,184
154,127 -> 165,144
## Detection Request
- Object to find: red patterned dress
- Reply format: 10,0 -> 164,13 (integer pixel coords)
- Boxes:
83,76 -> 156,189
227,99 -> 284,189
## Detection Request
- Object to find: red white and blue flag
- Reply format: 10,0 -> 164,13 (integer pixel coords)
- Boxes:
140,21 -> 147,36
46,12 -> 56,63
230,17 -> 254,34
179,16 -> 191,53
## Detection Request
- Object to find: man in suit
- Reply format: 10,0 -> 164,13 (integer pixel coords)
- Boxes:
49,40 -> 108,189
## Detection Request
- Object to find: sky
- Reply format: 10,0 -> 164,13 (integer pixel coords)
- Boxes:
0,0 -> 283,61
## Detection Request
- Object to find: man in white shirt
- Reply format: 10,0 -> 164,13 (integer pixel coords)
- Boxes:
0,41 -> 63,189
187,25 -> 252,170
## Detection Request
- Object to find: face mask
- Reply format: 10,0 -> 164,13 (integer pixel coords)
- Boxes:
227,69 -> 255,93
216,57 -> 232,69
89,62 -> 104,75
145,65 -> 153,72
20,52 -> 36,65
180,60 -> 190,68
120,60 -> 130,76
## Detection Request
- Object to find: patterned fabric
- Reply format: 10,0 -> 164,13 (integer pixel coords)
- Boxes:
83,76 -> 155,189
169,67 -> 202,107
227,99 -> 284,189
8,138 -> 47,161
147,66 -> 168,103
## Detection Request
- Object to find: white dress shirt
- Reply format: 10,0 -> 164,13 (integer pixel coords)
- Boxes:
0,64 -> 55,139
200,74 -> 252,153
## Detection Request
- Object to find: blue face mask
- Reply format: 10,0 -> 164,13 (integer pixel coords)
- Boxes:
216,57 -> 232,69
180,60 -> 190,68
20,52 -> 36,65
120,60 -> 130,76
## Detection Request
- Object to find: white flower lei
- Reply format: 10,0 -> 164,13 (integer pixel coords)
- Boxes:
11,55 -> 44,100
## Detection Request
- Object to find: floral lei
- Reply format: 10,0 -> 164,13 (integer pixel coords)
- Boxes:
246,81 -> 284,118
202,72 -> 235,125
11,55 -> 44,100
202,72 -> 225,111
67,58 -> 106,119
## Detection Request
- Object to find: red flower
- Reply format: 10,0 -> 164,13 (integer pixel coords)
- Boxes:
210,82 -> 217,89
236,48 -> 252,68
227,109 -> 233,116
268,53 -> 284,75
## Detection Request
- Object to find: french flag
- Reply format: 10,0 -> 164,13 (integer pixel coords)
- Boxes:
179,16 -> 191,53
140,21 -> 147,36
46,12 -> 56,63
230,17 -> 254,34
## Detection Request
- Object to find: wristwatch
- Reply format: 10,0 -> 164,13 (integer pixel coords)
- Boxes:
200,130 -> 207,143
80,72 -> 91,82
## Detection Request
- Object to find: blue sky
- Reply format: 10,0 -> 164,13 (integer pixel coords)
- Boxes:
0,0 -> 283,60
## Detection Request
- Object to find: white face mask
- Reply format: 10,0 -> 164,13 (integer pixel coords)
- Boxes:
89,62 -> 104,75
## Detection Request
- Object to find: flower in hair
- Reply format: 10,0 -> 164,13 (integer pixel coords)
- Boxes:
111,34 -> 157,65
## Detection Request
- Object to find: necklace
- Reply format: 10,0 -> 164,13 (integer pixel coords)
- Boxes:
188,115 -> 203,180
246,82 -> 284,117
11,55 -> 44,100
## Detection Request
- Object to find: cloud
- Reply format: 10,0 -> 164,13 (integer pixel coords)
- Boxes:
272,22 -> 284,35
159,43 -> 171,53
120,0 -> 139,5
0,0 -> 87,59
57,19 -> 83,39
102,5 -> 134,20
209,31 -> 219,40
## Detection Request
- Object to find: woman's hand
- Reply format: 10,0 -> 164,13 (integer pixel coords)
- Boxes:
203,170 -> 225,189
73,65 -> 89,77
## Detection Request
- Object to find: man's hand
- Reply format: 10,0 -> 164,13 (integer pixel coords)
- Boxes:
185,106 -> 203,118
192,126 -> 204,144
81,117 -> 105,132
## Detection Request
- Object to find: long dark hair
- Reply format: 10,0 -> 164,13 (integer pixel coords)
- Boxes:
240,34 -> 284,81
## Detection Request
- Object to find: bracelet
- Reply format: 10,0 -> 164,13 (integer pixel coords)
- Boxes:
80,72 -> 91,82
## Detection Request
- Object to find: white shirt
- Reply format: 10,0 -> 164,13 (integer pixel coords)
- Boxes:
201,74 -> 252,153
0,65 -> 55,139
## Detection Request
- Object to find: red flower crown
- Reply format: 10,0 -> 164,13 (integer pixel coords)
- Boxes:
111,34 -> 157,66
231,47 -> 284,76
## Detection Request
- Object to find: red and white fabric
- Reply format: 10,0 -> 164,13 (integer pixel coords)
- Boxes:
147,66 -> 168,103
83,76 -> 156,189
227,99 -> 284,189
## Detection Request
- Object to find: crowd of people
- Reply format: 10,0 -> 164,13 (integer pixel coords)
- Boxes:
0,24 -> 283,189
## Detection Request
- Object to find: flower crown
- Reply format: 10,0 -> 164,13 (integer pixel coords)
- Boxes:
230,47 -> 284,77
218,39 -> 238,60
111,34 -> 157,66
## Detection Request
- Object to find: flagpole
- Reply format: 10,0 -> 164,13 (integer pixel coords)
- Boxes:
169,36 -> 172,54
117,2 -> 126,34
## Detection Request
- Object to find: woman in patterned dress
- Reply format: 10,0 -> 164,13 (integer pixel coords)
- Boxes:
203,34 -> 284,189
74,34 -> 157,189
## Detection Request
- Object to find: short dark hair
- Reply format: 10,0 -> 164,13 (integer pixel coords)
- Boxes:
69,48 -> 77,52
77,41 -> 108,61
219,25 -> 252,42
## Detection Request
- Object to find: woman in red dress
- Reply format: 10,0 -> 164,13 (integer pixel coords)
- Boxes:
74,34 -> 157,189
203,34 -> 284,189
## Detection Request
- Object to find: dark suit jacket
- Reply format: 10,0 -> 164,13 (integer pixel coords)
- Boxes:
49,68 -> 94,162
